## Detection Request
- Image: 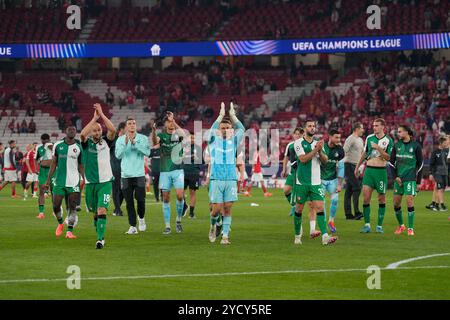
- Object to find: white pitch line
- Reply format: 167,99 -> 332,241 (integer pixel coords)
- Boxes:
386,253 -> 450,269
0,265 -> 449,285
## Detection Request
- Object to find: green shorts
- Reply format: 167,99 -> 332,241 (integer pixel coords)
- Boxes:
53,185 -> 80,197
85,182 -> 112,213
393,180 -> 417,196
285,172 -> 294,187
293,184 -> 324,204
38,167 -> 50,185
362,166 -> 387,194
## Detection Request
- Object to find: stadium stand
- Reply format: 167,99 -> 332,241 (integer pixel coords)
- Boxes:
1,1 -> 449,43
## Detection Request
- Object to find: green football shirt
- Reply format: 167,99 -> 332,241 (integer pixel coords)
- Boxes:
285,141 -> 298,173
52,140 -> 83,187
321,143 -> 345,181
364,134 -> 394,161
158,132 -> 183,172
390,140 -> 423,182
294,138 -> 322,186
35,143 -> 53,164
81,136 -> 114,184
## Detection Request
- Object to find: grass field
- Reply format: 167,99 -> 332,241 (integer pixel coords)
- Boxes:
0,186 -> 449,300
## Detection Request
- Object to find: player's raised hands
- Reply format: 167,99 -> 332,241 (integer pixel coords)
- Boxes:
371,142 -> 380,150
94,103 -> 104,116
315,140 -> 324,150
229,102 -> 236,117
219,102 -> 226,117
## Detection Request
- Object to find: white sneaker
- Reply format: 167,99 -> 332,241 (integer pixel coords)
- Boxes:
220,236 -> 231,245
322,234 -> 338,245
32,193 -> 38,198
138,218 -> 146,232
209,225 -> 217,243
125,226 -> 138,235
294,235 -> 302,245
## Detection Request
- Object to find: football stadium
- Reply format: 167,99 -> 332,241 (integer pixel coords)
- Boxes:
0,0 -> 450,304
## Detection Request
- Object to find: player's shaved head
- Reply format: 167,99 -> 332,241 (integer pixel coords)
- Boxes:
92,122 -> 103,141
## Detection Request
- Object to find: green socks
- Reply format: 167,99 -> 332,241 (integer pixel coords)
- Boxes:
407,207 -> 415,229
394,206 -> 404,225
363,204 -> 370,224
294,212 -> 302,236
317,212 -> 327,235
96,216 -> 106,241
377,204 -> 386,227
38,204 -> 44,214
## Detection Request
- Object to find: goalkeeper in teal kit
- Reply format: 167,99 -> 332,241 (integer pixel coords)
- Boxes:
208,102 -> 245,245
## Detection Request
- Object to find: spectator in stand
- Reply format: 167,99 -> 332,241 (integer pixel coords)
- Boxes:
127,91 -> 135,109
28,118 -> 36,133
20,119 -> 28,133
105,87 -> 114,105
331,8 -> 339,24
26,104 -> 35,117
57,114 -> 66,131
262,105 -> 272,121
8,119 -> 15,133
10,90 -> 21,109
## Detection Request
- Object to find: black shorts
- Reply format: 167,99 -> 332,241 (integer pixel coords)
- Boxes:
435,174 -> 448,190
184,175 -> 200,190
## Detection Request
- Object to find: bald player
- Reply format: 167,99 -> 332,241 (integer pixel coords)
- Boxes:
80,103 -> 116,249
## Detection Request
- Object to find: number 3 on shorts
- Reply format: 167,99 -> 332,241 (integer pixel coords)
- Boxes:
379,181 -> 385,193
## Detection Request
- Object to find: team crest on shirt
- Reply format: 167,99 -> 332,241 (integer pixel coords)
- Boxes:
73,148 -> 77,153
334,152 -> 339,157
409,148 -> 413,153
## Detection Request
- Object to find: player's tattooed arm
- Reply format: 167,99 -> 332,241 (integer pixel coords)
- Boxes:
151,121 -> 160,146
80,107 -> 100,143
94,103 -> 116,141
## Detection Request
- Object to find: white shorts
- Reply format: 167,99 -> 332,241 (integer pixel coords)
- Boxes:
236,168 -> 248,180
4,170 -> 18,182
251,172 -> 263,182
26,173 -> 39,182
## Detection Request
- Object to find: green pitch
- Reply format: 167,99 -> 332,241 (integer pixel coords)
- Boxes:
0,187 -> 449,300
